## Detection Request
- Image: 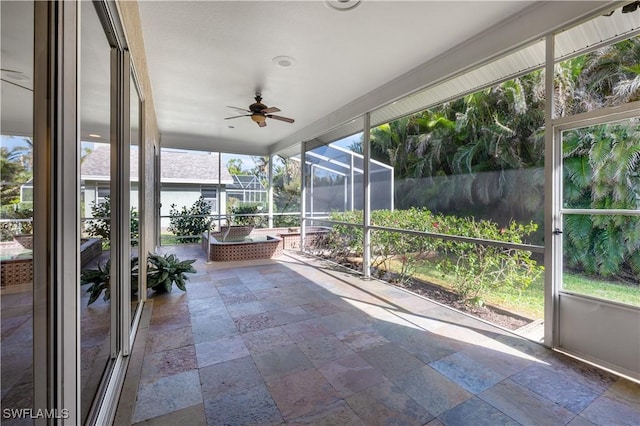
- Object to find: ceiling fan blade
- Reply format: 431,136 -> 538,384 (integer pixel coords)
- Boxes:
258,120 -> 267,127
267,114 -> 295,123
261,107 -> 280,114
227,106 -> 251,113
224,114 -> 250,120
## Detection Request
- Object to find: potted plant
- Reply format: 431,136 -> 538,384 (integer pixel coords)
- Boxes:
81,253 -> 196,305
146,253 -> 196,293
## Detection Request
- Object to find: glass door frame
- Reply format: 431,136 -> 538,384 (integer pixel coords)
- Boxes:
130,63 -> 147,345
32,1 -> 142,423
551,101 -> 640,380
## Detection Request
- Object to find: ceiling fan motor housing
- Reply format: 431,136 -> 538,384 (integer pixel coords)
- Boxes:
224,93 -> 293,126
250,94 -> 266,113
251,114 -> 266,123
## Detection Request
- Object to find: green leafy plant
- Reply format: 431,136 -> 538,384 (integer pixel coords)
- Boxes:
83,259 -> 113,305
0,203 -> 34,241
168,196 -> 213,243
86,196 -> 139,246
434,217 -> 542,305
81,253 -> 196,305
229,203 -> 260,226
561,121 -> 640,283
326,209 -> 543,305
146,253 -> 196,293
83,256 -> 140,305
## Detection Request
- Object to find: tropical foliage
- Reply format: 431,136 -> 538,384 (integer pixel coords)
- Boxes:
355,70 -> 546,231
146,253 -> 196,294
272,157 -> 301,227
346,36 -> 640,284
562,120 -> 640,283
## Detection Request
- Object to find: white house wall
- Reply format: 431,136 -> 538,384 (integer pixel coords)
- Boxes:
160,186 -> 206,229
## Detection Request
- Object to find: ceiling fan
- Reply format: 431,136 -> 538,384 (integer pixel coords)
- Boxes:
225,94 -> 295,127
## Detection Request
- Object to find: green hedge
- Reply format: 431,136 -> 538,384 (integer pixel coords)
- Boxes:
327,208 -> 543,305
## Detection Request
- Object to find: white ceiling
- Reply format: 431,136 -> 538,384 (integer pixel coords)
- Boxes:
137,0 -> 542,155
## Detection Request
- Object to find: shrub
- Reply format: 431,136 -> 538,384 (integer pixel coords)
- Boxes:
325,210 -> 363,261
85,196 -> 139,246
0,203 -> 34,240
273,214 -> 299,228
168,196 -> 212,243
434,216 -> 542,305
326,209 -> 543,304
229,203 -> 260,226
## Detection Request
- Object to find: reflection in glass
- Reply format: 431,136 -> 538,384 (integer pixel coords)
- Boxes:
79,3 -> 113,422
0,0 -> 34,415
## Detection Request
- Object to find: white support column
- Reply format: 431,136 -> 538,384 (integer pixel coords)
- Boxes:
218,151 -> 224,229
543,34 -> 557,348
344,177 -> 348,212
390,169 -> 394,211
268,154 -> 274,228
363,113 -> 371,279
310,165 -> 315,221
350,155 -> 355,210
155,144 -> 161,249
300,142 -> 307,251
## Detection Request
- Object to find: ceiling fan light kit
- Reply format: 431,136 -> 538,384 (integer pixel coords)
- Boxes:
225,94 -> 295,127
272,56 -> 296,68
324,0 -> 361,12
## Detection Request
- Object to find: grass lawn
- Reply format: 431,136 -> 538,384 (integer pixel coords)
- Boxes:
388,259 -> 638,320
160,233 -> 201,245
407,260 -> 545,319
563,273 -> 640,307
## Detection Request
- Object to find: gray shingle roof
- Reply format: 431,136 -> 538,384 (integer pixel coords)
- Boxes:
81,145 -> 233,184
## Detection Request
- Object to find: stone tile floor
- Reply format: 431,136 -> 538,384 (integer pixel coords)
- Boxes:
118,245 -> 640,425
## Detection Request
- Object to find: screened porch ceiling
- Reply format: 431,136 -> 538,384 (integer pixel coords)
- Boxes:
135,1 -> 634,158
1,2 -> 635,157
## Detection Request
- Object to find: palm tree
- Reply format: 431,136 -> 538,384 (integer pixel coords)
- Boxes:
562,119 -> 640,282
578,37 -> 640,107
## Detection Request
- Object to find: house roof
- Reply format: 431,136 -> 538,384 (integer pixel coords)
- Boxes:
81,144 -> 234,185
